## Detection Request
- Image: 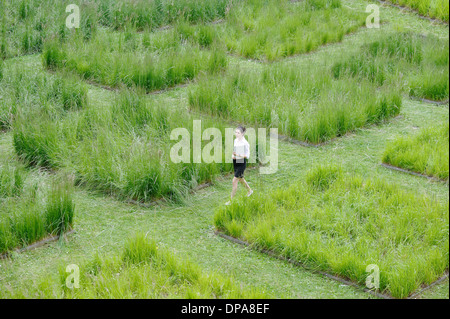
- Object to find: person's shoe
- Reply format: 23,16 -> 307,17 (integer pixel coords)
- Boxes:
225,201 -> 231,206
247,190 -> 253,197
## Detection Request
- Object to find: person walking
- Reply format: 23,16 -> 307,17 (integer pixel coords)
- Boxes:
225,126 -> 253,205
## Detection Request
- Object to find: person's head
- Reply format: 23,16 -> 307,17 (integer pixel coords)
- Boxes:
235,126 -> 246,139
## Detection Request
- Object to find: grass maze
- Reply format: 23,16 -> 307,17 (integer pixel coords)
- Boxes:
3,62 -> 265,204
0,0 -> 448,300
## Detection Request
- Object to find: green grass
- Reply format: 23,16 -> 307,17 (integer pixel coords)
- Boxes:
96,0 -> 232,31
175,0 -> 367,62
0,0 -> 448,300
0,162 -> 24,198
214,165 -> 449,298
0,160 -> 75,254
42,27 -> 228,93
0,95 -> 448,298
382,121 -> 449,181
332,31 -> 449,102
0,0 -> 234,60
7,57 -> 263,203
0,233 -> 270,298
385,0 -> 449,22
0,61 -> 88,131
0,0 -> 367,62
45,180 -> 75,236
0,0 -> 98,59
305,164 -> 343,191
2,0 -> 445,64
189,61 -> 402,144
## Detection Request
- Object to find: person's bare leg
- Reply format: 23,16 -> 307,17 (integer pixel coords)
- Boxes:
230,177 -> 239,200
239,178 -> 252,195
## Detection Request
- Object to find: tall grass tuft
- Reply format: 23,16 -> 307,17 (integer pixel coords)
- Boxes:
0,163 -> 75,254
0,60 -> 4,81
122,233 -> 158,264
45,179 -> 75,236
50,76 -> 89,111
382,121 -> 449,181
306,164 -> 342,191
13,113 -> 60,168
0,163 -> 24,198
42,40 -> 67,70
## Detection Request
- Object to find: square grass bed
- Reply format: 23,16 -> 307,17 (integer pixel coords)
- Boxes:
0,159 -> 75,255
0,234 -> 270,299
382,121 -> 449,183
214,165 -> 449,298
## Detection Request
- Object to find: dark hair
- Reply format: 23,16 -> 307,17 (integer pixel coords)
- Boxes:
236,126 -> 246,134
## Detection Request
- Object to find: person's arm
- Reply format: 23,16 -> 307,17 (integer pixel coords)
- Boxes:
245,141 -> 250,160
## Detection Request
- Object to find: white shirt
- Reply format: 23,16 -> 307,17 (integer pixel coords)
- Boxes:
233,138 -> 250,160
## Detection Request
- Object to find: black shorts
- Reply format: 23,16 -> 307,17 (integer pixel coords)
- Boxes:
233,158 -> 247,178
